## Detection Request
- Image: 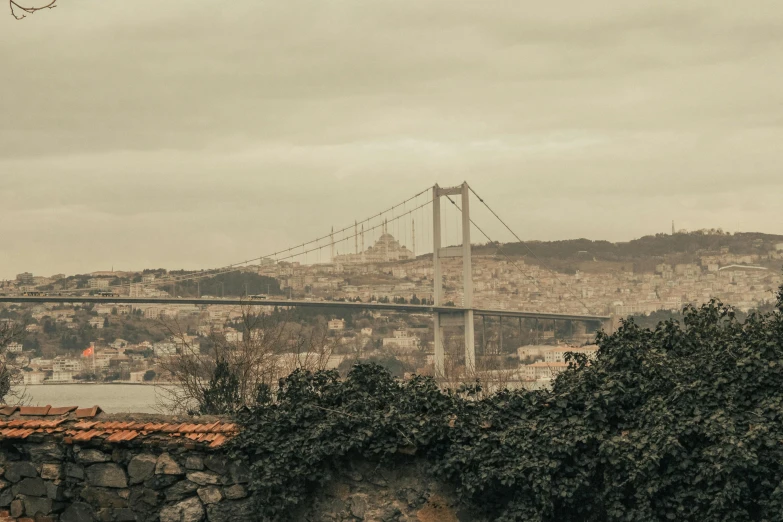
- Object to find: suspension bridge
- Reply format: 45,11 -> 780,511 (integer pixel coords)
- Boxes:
1,182 -> 611,374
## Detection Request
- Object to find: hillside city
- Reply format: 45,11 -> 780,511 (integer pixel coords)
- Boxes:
2,231 -> 782,389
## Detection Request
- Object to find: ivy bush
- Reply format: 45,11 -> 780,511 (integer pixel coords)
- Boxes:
230,285 -> 783,521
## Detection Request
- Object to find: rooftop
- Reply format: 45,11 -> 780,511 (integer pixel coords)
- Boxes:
0,405 -> 237,448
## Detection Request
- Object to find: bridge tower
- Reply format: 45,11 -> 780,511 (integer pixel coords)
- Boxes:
432,182 -> 475,376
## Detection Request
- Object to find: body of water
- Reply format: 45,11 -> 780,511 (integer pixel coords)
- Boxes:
17,384 -> 166,413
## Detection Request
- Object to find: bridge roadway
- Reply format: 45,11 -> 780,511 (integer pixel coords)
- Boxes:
0,296 -> 609,323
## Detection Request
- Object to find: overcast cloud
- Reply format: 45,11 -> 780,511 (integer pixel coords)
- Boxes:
1,1 -> 782,278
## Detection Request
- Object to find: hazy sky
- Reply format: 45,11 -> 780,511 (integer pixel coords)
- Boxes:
1,1 -> 782,279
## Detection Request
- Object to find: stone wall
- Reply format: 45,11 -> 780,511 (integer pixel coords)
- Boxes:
293,459 -> 483,522
0,438 -> 253,522
0,438 -> 478,522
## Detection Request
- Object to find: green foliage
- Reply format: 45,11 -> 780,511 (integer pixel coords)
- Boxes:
231,286 -> 783,521
337,354 -> 411,378
198,359 -> 242,415
486,231 -> 783,261
168,271 -> 282,298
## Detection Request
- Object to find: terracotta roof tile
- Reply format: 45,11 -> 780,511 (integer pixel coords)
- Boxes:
75,406 -> 102,418
72,430 -> 104,442
48,406 -> 78,416
210,434 -> 227,447
107,430 -> 139,442
0,404 -> 238,447
20,405 -> 51,416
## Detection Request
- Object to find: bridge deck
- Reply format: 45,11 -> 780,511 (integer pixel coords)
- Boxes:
0,296 -> 609,322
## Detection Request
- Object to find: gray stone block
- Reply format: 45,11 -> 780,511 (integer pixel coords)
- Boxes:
113,507 -> 137,521
40,463 -> 62,480
155,453 -> 184,476
197,485 -> 223,505
223,484 -> 247,500
0,487 -> 14,507
5,461 -> 38,482
203,456 -> 227,475
27,442 -> 64,462
128,454 -> 157,485
22,494 -> 53,516
16,476 -> 46,496
86,463 -> 128,489
65,462 -> 85,480
129,485 -> 160,512
76,449 -> 111,464
165,480 -> 199,502
160,496 -> 205,522
144,474 -> 180,490
186,471 -> 221,486
80,486 -> 130,508
185,456 -> 204,470
10,498 -> 23,518
61,502 -> 96,522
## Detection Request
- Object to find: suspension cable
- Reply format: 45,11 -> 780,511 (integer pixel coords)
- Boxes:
443,196 -> 540,288
464,185 -> 595,313
59,198 -> 433,294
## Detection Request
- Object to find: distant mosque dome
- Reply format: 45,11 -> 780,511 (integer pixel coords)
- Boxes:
334,221 -> 414,265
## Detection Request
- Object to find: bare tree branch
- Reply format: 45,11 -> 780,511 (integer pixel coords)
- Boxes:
155,302 -> 337,414
10,0 -> 57,20
0,319 -> 29,405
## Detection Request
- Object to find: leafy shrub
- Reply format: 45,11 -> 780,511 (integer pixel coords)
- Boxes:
231,285 -> 783,521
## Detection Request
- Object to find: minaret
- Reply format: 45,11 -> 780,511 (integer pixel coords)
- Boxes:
361,224 -> 365,262
354,221 -> 358,255
672,220 -> 675,235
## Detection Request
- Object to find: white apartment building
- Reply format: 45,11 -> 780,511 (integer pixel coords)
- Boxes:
29,358 -> 54,372
129,371 -> 147,383
209,309 -> 228,321
89,318 -> 104,329
517,345 -> 553,361
6,342 -> 23,353
153,342 -> 177,357
382,329 -> 420,352
88,278 -> 110,289
95,305 -> 114,315
143,307 -> 163,319
328,319 -> 346,331
23,372 -> 46,385
522,361 -> 569,381
50,357 -> 83,382
544,345 -> 598,364
224,330 -> 243,343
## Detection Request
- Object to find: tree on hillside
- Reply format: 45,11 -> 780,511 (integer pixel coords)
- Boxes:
0,320 -> 27,404
157,303 -> 338,414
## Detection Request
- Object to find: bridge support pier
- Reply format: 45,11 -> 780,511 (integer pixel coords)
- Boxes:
464,310 -> 475,373
432,182 -> 475,377
434,313 -> 444,377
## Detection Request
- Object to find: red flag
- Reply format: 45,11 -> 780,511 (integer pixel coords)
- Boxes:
82,346 -> 94,358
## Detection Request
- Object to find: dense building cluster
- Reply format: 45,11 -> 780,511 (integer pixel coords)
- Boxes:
2,233 -> 781,389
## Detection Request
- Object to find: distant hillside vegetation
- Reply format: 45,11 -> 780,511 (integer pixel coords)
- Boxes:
474,231 -> 783,273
